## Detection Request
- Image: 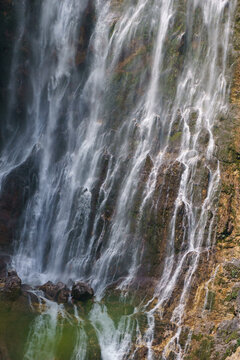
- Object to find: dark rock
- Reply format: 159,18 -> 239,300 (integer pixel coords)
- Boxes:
57,286 -> 70,304
134,160 -> 185,286
38,281 -> 57,300
21,284 -> 39,305
133,346 -> 148,360
75,0 -> 95,69
141,154 -> 153,183
0,254 -> 10,278
174,202 -> 188,253
0,0 -> 18,141
0,148 -> 39,251
3,273 -> 21,300
7,269 -> 17,277
55,282 -> 70,304
71,281 -> 94,301
38,281 -> 70,303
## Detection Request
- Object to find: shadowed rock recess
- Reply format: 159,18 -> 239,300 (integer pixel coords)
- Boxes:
1,0 -> 240,359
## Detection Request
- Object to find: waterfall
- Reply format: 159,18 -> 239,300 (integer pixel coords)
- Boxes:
0,0 -> 236,358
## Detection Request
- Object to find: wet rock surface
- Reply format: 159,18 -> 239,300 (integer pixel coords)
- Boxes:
0,0 -> 238,359
0,267 -> 21,301
0,263 -> 96,307
3,272 -> 21,301
38,281 -> 70,303
0,149 -> 39,251
71,281 -> 94,301
0,254 -> 10,278
182,257 -> 240,360
0,265 -> 39,307
38,280 -> 94,303
0,267 -> 95,308
0,0 -> 17,138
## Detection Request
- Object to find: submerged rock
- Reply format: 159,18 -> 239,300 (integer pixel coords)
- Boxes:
71,281 -> 94,301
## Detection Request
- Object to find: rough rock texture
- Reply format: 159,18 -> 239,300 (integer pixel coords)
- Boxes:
0,1 -> 239,359
128,0 -> 240,358
71,281 -> 94,301
226,347 -> 240,360
75,0 -> 95,70
0,254 -> 10,278
0,268 -> 23,301
38,281 -> 70,303
0,0 -> 17,145
175,1 -> 240,359
3,272 -> 21,301
0,148 -> 39,251
0,267 -> 40,309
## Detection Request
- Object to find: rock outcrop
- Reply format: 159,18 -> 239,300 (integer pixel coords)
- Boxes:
226,347 -> 240,360
71,281 -> 94,301
0,148 -> 39,251
38,280 -> 94,303
0,266 -> 21,301
173,1 -> 240,359
38,281 -> 70,303
3,271 -> 21,301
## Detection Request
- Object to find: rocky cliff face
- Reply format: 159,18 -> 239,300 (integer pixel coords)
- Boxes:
0,0 -> 240,359
170,1 -> 240,359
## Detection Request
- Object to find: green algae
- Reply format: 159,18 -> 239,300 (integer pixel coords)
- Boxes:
0,293 -> 143,360
0,302 -> 35,360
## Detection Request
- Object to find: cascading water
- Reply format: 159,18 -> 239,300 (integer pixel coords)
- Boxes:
0,0 -> 236,358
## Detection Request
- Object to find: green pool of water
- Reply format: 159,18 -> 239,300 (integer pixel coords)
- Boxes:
0,293 -> 148,360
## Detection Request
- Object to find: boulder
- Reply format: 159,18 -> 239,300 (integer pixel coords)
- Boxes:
71,281 -> 94,301
57,286 -> 70,304
54,282 -> 70,303
3,272 -> 21,300
38,281 -> 57,300
38,281 -> 70,303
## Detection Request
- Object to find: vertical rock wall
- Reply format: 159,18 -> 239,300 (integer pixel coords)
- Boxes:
182,1 -> 240,359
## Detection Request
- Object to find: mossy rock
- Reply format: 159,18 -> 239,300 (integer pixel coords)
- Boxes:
186,335 -> 214,360
205,290 -> 216,311
224,263 -> 240,280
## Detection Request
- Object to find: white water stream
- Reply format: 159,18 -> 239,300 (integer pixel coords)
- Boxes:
0,0 -> 236,358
